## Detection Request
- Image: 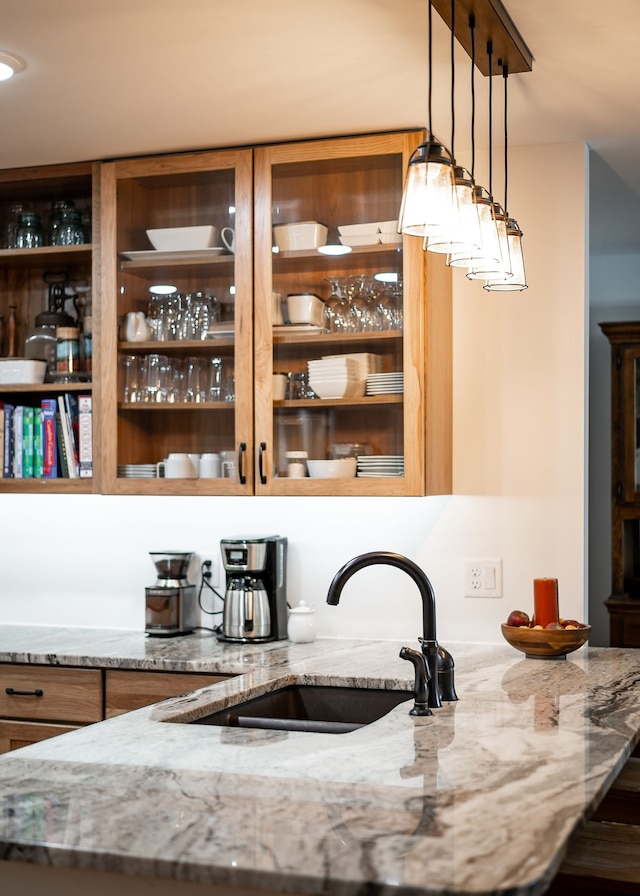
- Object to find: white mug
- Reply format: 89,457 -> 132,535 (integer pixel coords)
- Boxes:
199,452 -> 221,478
124,311 -> 150,343
273,373 -> 287,401
221,227 -> 235,254
219,449 -> 236,479
157,453 -> 197,478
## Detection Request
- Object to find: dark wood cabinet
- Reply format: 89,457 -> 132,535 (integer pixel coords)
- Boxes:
601,322 -> 640,645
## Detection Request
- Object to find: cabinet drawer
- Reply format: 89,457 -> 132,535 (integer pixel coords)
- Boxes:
105,669 -> 230,717
0,664 -> 103,723
0,719 -> 81,754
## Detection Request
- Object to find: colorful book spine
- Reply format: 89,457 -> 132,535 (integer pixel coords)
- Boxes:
78,394 -> 93,478
55,411 -> 69,478
41,398 -> 58,479
33,408 -> 44,478
64,393 -> 79,473
12,406 -> 23,479
1,403 -> 11,478
22,406 -> 34,479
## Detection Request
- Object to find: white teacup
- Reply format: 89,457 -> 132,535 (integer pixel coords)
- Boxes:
199,452 -> 221,478
157,453 -> 197,478
124,311 -> 150,343
221,227 -> 235,254
273,373 -> 287,401
219,449 -> 236,479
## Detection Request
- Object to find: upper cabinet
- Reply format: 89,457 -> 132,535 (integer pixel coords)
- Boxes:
0,162 -> 100,493
2,131 -> 451,498
100,149 -> 254,495
253,132 -> 451,496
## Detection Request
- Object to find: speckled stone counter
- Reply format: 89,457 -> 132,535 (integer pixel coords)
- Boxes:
1,625 -> 640,896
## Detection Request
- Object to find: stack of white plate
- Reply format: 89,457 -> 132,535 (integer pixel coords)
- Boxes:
357,455 -> 404,478
307,357 -> 366,399
366,372 -> 404,395
117,464 -> 157,478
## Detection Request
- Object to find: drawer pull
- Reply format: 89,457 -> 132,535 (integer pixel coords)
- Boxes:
5,687 -> 44,697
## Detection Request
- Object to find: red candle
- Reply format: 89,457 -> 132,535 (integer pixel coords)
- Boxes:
533,578 -> 559,628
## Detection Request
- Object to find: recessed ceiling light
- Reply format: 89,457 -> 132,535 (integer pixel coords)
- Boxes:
0,51 -> 26,82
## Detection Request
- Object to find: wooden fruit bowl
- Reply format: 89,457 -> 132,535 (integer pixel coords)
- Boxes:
501,623 -> 591,659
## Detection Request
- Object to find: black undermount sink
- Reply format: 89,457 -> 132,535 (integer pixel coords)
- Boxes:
190,684 -> 414,734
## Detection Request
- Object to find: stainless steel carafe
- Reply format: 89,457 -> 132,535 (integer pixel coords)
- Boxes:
223,575 -> 271,640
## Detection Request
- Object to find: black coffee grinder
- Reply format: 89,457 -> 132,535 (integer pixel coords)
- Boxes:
145,551 -> 197,636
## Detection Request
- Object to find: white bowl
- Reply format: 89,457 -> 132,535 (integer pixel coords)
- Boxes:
273,222 -> 328,252
339,234 -> 380,247
0,358 -> 47,385
285,294 -> 326,327
376,219 -> 400,233
307,458 -> 357,479
337,222 -> 380,236
146,225 -> 218,252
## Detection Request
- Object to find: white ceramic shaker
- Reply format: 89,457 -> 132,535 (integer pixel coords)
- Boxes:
287,600 -> 316,643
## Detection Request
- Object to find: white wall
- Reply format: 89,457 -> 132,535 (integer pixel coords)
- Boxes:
0,142 -> 588,646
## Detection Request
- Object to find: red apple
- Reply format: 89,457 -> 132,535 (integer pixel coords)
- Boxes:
507,610 -> 530,627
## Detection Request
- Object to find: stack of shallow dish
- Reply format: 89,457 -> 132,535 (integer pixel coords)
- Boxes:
307,357 -> 366,399
357,455 -> 404,478
337,220 -> 401,247
117,464 -> 157,478
366,371 -> 404,395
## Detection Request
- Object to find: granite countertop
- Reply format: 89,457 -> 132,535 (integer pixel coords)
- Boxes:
1,626 -> 640,896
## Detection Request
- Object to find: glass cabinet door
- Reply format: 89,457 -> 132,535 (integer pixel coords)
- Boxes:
100,149 -> 254,494
253,132 -> 430,496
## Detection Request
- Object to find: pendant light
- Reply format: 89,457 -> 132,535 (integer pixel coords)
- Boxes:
485,63 -> 528,291
427,2 -> 482,256
466,40 -> 511,281
448,19 -> 501,270
398,0 -> 455,238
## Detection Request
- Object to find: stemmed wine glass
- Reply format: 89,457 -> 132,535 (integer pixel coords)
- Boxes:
323,276 -> 352,332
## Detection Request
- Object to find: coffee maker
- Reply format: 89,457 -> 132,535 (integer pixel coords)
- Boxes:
218,536 -> 287,642
145,551 -> 197,636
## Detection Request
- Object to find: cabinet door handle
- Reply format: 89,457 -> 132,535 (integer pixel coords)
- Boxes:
6,687 -> 44,697
238,442 -> 247,485
258,442 -> 267,484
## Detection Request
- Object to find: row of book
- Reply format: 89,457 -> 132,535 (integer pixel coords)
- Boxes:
0,395 -> 92,479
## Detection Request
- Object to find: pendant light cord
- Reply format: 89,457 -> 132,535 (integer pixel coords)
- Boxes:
487,40 -> 493,197
503,63 -> 509,214
450,0 -> 455,161
428,0 -> 433,136
470,14 -> 476,181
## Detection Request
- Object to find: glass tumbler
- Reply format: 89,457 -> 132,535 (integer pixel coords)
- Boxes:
119,354 -> 140,403
207,356 -> 223,401
185,356 -> 206,403
144,353 -> 170,403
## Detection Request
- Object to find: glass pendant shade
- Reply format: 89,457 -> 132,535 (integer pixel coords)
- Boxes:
467,202 -> 511,280
448,185 -> 501,269
399,139 -> 456,238
426,166 -> 482,255
484,219 -> 527,291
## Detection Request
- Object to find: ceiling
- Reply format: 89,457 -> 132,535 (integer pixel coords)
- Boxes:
2,0 -> 640,253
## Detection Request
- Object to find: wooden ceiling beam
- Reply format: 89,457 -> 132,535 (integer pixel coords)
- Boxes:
431,0 -> 533,75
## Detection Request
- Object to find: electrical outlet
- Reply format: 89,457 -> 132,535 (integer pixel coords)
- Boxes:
464,559 -> 503,598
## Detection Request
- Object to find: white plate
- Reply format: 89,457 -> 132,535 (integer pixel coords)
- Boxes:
120,246 -> 226,262
273,324 -> 329,334
357,471 -> 404,478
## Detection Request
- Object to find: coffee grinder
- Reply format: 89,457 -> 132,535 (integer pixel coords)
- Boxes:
218,535 -> 287,642
145,551 -> 197,636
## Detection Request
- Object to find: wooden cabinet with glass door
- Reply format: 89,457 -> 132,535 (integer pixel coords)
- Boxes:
99,149 -> 254,494
602,322 -> 640,645
253,131 -> 451,496
0,162 -> 99,492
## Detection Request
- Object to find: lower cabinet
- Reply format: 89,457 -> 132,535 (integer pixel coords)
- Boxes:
0,663 -> 229,754
104,669 -> 228,718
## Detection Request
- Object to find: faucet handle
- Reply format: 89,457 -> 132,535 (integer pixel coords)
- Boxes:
399,646 -> 432,716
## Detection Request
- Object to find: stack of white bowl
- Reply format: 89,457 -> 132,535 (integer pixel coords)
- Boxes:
307,357 -> 365,399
